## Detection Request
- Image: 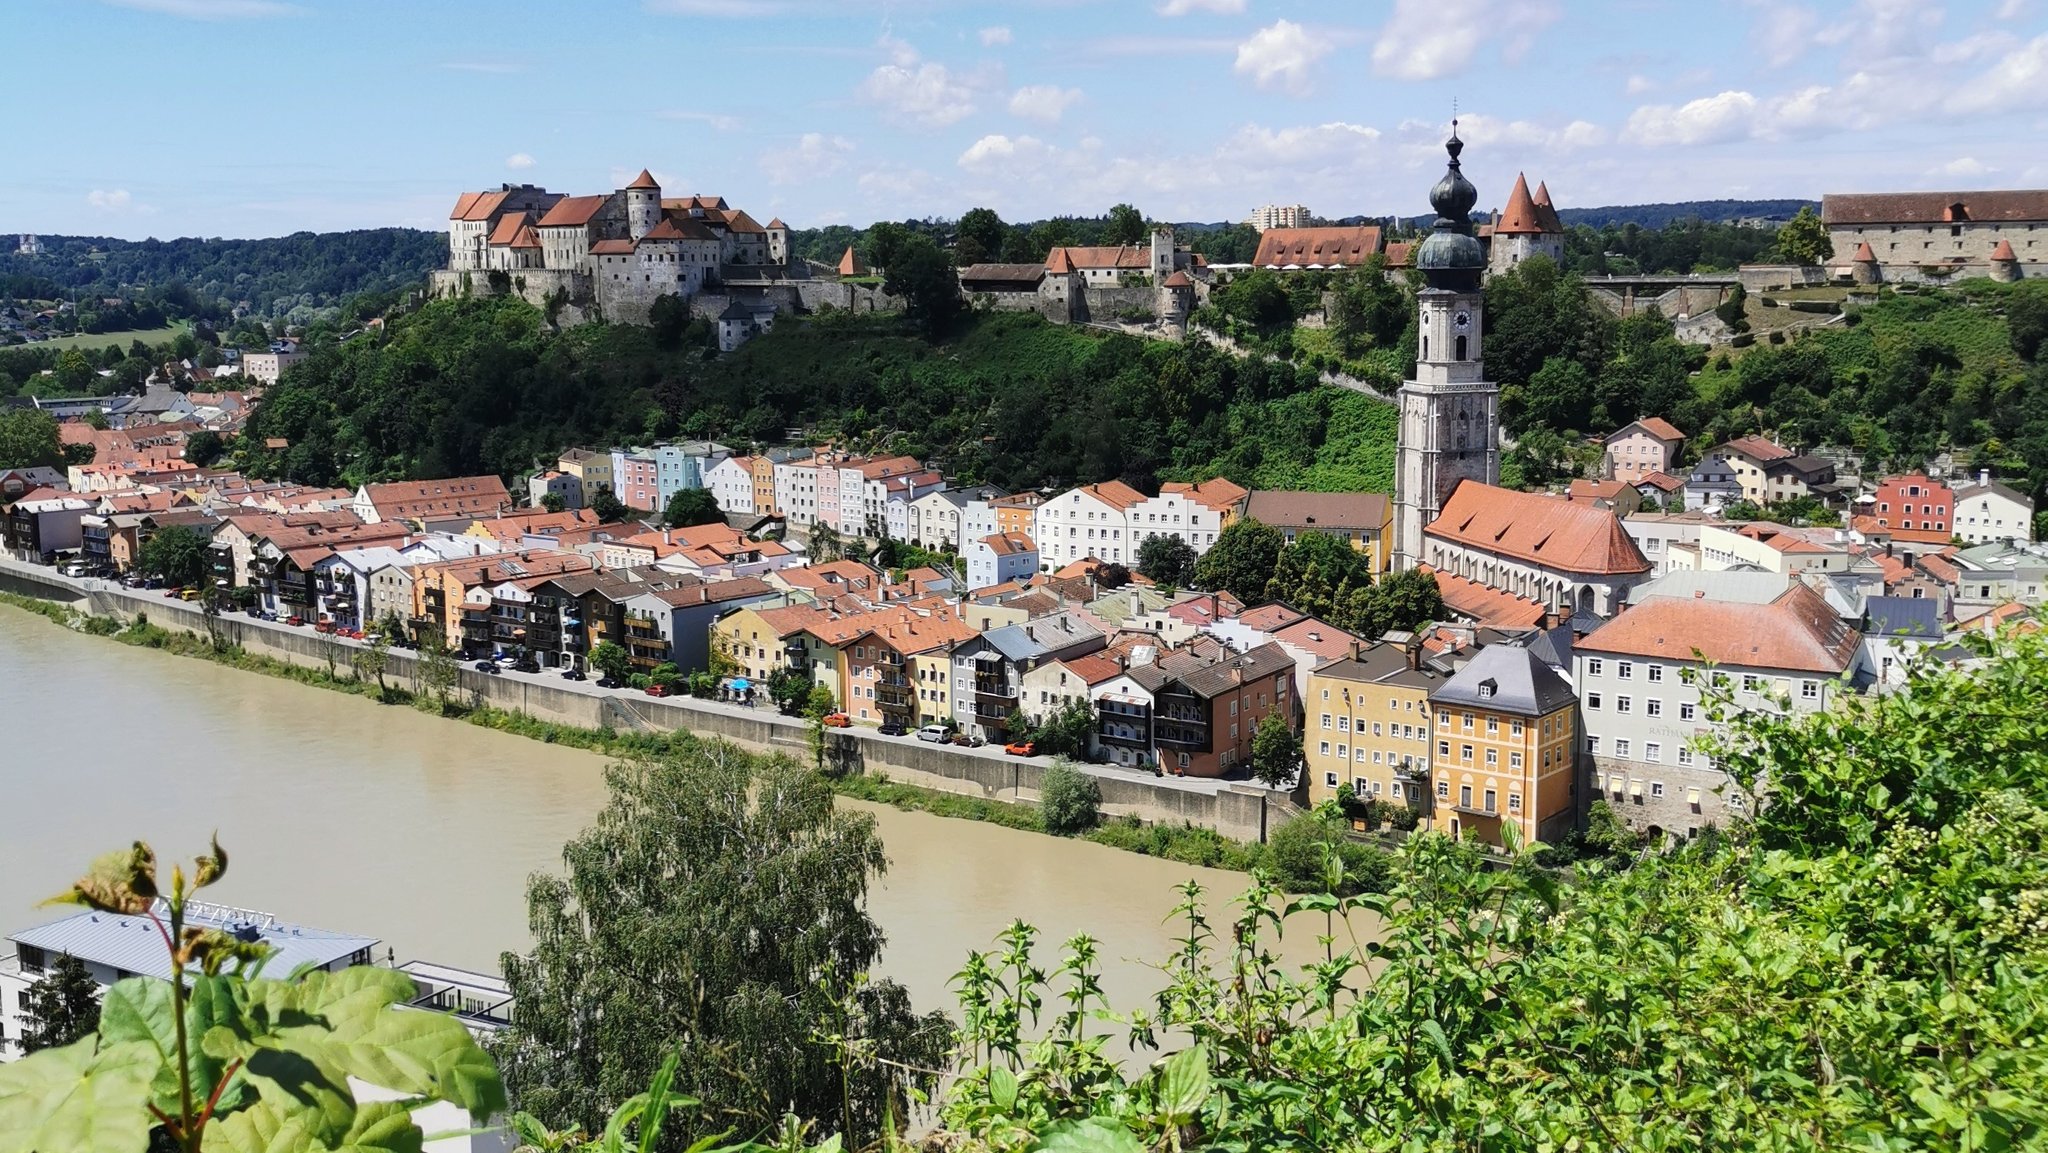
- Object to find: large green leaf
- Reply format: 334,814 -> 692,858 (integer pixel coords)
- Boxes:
239,1047 -> 355,1147
1030,1118 -> 1146,1153
99,974 -> 245,1118
0,1037 -> 159,1153
273,970 -> 504,1118
1154,1044 -> 1210,1122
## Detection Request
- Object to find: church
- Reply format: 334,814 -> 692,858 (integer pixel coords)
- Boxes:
1391,128 -> 1649,619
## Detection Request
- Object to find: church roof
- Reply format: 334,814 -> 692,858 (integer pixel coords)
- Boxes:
1427,482 -> 1651,576
1492,173 -> 1549,236
537,195 -> 608,228
626,169 -> 660,190
1252,225 -> 1383,268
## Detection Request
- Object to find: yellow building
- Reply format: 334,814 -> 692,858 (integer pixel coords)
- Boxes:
1304,642 -> 1444,813
713,601 -> 851,699
556,448 -> 613,499
750,455 -> 780,518
1428,644 -> 1580,847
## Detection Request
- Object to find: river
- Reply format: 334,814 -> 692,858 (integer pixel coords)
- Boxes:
0,605 -> 1353,1031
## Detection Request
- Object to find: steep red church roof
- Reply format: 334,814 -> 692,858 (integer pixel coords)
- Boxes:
1426,482 -> 1650,575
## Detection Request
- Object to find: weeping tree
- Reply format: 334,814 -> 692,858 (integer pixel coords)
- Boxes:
492,740 -> 951,1149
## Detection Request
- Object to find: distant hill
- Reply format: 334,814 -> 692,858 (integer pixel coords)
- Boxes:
0,229 -> 445,319
1553,200 -> 1817,229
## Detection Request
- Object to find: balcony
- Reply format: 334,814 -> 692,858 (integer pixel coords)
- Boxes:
973,679 -> 1015,702
1097,724 -> 1149,748
972,702 -> 1013,723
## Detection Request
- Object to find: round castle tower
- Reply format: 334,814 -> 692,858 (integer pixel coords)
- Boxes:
625,168 -> 661,241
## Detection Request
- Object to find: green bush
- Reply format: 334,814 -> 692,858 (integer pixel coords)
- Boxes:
1039,759 -> 1101,836
1263,809 -> 1389,895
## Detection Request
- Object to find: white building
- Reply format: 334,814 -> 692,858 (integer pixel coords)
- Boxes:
1575,581 -> 1867,837
966,531 -> 1037,591
1033,481 -> 1148,569
1245,203 -> 1312,231
1126,479 -> 1247,555
1953,474 -> 2034,545
705,455 -> 756,516
775,455 -> 821,528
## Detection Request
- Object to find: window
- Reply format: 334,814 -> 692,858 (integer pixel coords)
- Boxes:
1324,772 -> 1338,788
1511,720 -> 1524,737
1461,744 -> 1474,762
1588,735 -> 1600,755
1742,675 -> 1761,693
1648,665 -> 1664,683
1800,680 -> 1820,700
1438,710 -> 1450,726
1482,788 -> 1497,813
1485,748 -> 1499,765
1680,702 -> 1696,722
1508,793 -> 1522,813
1587,692 -> 1602,710
1644,742 -> 1662,762
1459,784 -> 1473,807
1437,779 -> 1449,799
1587,659 -> 1604,676
1336,745 -> 1348,761
1372,722 -> 1382,736
1510,750 -> 1524,769
1337,716 -> 1349,732
1618,661 -> 1633,679
1439,740 -> 1451,756
1650,781 -> 1665,798
1614,738 -> 1631,758
1319,741 -> 1330,756
1462,713 -> 1474,731
1677,746 -> 1694,766
1486,717 -> 1499,734
1616,696 -> 1632,714
1646,698 -> 1662,717
1321,713 -> 1331,729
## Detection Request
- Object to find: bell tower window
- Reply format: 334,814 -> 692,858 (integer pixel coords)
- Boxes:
1455,334 -> 1468,361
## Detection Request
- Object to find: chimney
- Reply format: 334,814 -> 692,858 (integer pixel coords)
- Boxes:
1405,634 -> 1423,671
1981,468 -> 1991,487
1349,638 -> 1362,662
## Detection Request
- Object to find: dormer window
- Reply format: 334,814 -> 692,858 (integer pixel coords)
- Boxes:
1477,678 -> 1497,700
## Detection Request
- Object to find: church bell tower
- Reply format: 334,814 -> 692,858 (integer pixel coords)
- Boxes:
1392,124 -> 1499,571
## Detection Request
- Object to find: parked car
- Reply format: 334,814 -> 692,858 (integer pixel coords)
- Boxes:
179,589 -> 203,602
645,683 -> 671,698
951,733 -> 987,748
284,615 -> 304,627
596,676 -> 623,689
561,668 -> 587,682
878,721 -> 908,737
512,657 -> 540,673
163,587 -> 182,598
821,712 -> 851,728
1004,740 -> 1037,757
473,660 -> 501,674
915,724 -> 951,743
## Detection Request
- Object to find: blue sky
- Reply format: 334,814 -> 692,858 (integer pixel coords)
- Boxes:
7,0 -> 2046,239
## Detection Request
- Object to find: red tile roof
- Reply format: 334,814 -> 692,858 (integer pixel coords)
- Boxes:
1531,180 -> 1565,233
1162,269 -> 1192,288
1417,564 -> 1546,628
1853,241 -> 1877,262
1615,416 -> 1685,442
837,246 -> 869,276
486,211 -> 532,246
626,169 -> 659,190
1492,173 -> 1547,236
1272,616 -> 1359,660
1427,482 -> 1650,575
1823,191 -> 2048,226
980,531 -> 1036,557
1160,477 -> 1248,512
1993,239 -> 2018,261
1050,245 -> 1154,271
1384,241 -> 1415,269
450,191 -> 509,222
1044,248 -> 1075,274
1235,603 -> 1306,632
1636,471 -> 1686,494
1252,225 -> 1383,267
590,239 -> 635,255
1580,583 -> 1861,674
1720,435 -> 1793,463
536,195 -> 608,228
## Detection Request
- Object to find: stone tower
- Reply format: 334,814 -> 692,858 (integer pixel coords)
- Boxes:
1393,124 -> 1500,571
625,168 -> 661,241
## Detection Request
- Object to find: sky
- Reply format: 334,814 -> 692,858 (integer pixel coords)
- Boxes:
6,0 -> 2047,240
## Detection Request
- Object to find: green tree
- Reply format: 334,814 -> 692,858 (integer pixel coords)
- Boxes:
1210,271 -> 1295,336
1193,517 -> 1285,605
82,407 -> 110,431
137,525 -> 210,587
1039,758 -> 1102,835
1775,205 -> 1834,265
54,348 -> 96,392
884,234 -> 964,340
2009,288 -> 2048,362
1138,534 -> 1198,588
181,429 -> 224,468
1327,258 -> 1408,355
767,666 -> 812,714
1249,712 -> 1302,788
494,744 -> 951,1147
419,634 -> 459,708
1337,568 -> 1445,638
1103,203 -> 1148,247
663,486 -> 723,528
954,207 -> 1009,267
1265,529 -> 1373,617
1714,281 -> 1751,334
1034,697 -> 1096,759
589,488 -> 629,523
590,640 -> 631,684
539,490 -> 566,513
2,839 -> 502,1153
356,627 -> 391,699
808,522 -> 844,562
864,221 -> 909,271
16,953 -> 101,1055
0,408 -> 64,469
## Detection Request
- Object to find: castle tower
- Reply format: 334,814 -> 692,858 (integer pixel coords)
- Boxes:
625,168 -> 661,241
1150,225 -> 1175,279
1486,172 -> 1564,275
1393,124 -> 1500,572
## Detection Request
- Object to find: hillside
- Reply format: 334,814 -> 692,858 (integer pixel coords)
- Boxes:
239,298 -> 1396,497
0,228 -> 444,321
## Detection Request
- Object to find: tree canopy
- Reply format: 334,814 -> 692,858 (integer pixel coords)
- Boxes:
0,408 -> 63,470
137,525 -> 210,587
663,486 -> 723,528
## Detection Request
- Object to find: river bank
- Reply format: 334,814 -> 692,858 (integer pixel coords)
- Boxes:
0,581 -> 1275,876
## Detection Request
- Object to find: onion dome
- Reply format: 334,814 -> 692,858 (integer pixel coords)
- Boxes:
1415,123 -> 1484,291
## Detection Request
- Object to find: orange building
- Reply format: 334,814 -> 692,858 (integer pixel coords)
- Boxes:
1428,643 -> 1580,848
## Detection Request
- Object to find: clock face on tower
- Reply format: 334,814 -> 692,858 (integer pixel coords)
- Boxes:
1453,310 -> 1472,332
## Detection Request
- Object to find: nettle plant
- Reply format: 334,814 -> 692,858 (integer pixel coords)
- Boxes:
0,840 -> 505,1153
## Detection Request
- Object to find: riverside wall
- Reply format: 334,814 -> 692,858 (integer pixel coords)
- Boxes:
0,564 -> 1299,843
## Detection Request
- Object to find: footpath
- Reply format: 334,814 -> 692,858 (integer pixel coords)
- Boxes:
0,557 -> 1301,843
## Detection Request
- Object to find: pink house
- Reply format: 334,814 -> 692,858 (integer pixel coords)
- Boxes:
1602,418 -> 1686,483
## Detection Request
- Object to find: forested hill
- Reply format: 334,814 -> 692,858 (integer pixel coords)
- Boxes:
1555,199 -> 1817,229
238,297 -> 1396,498
0,229 -> 444,319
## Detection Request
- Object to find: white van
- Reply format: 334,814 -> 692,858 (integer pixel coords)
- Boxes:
915,724 -> 950,743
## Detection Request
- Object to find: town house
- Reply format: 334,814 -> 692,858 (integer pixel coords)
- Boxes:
1428,643 -> 1580,848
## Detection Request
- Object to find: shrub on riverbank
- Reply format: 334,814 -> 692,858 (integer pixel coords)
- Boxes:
1039,758 -> 1101,835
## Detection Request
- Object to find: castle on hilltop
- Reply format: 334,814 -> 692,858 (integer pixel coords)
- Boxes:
428,170 -> 826,328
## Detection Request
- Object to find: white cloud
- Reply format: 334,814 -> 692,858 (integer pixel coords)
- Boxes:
505,152 -> 536,170
979,25 -> 1011,46
859,39 -> 984,126
659,109 -> 745,132
1234,20 -> 1328,94
1623,89 -> 1764,146
759,133 -> 854,185
1625,74 -> 1656,95
1997,0 -> 2029,19
958,134 -> 1052,169
1945,33 -> 2048,114
1372,0 -> 1558,80
1008,85 -> 1082,123
1750,6 -> 1821,68
1158,0 -> 1245,14
86,189 -> 152,215
1932,157 -> 1997,177
101,0 -> 294,17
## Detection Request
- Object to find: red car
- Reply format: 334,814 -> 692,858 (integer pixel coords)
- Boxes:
645,684 -> 672,698
1004,740 -> 1037,757
821,712 -> 851,728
